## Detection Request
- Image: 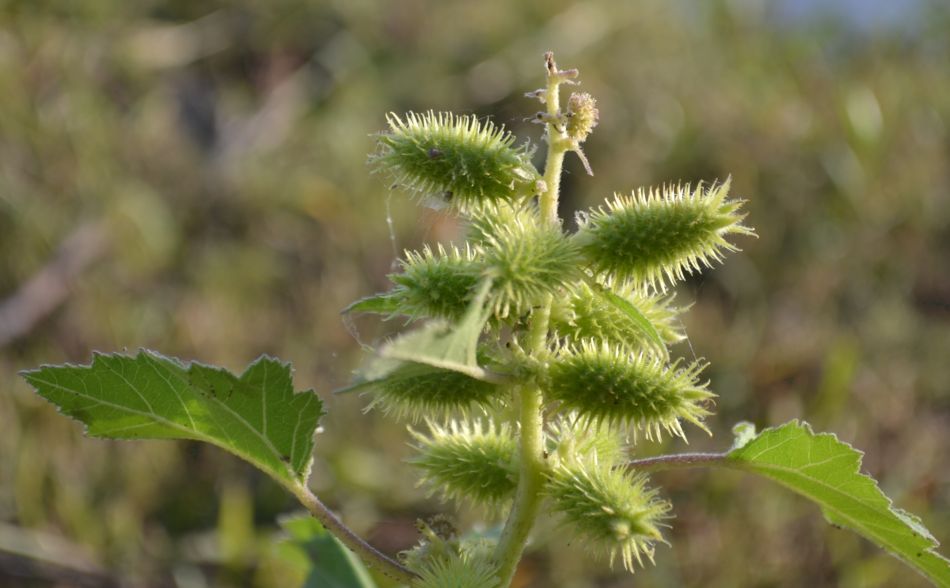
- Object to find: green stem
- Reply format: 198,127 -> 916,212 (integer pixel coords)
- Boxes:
539,53 -> 567,225
493,52 -> 569,587
290,482 -> 418,585
625,452 -> 728,473
493,380 -> 546,586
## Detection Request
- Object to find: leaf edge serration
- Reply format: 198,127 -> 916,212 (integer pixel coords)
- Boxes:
20,350 -> 325,488
728,420 -> 950,587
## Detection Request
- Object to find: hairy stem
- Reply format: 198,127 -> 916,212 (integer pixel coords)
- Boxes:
493,381 -> 546,586
539,52 -> 567,225
290,483 -> 418,585
493,51 -> 569,587
625,452 -> 728,473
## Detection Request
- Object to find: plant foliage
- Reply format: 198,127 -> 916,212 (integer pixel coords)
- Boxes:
22,352 -> 323,487
728,421 -> 950,586
19,51 -> 949,588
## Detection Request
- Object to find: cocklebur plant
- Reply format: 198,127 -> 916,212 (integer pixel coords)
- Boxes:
20,53 -> 950,587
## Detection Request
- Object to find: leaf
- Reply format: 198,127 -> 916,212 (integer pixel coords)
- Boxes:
343,293 -> 404,315
728,420 -> 950,586
277,514 -> 378,588
381,278 -> 495,381
21,351 -> 324,488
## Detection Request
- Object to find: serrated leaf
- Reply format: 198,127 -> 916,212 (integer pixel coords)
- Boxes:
728,420 -> 950,586
277,514 -> 377,588
21,351 -> 324,488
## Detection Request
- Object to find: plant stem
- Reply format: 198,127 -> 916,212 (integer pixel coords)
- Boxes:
493,51 -> 569,587
625,452 -> 728,473
539,52 -> 567,225
290,482 -> 418,585
493,380 -> 546,586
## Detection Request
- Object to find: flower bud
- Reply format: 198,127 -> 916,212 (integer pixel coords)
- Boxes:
566,92 -> 599,144
546,460 -> 669,571
544,341 -> 714,440
576,179 -> 754,290
409,419 -> 518,506
372,111 -> 541,211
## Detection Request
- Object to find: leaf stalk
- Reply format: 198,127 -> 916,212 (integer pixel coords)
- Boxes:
290,483 -> 419,585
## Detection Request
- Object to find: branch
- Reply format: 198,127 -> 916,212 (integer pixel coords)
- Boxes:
625,452 -> 728,473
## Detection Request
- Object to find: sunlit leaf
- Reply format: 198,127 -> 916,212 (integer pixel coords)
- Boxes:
381,279 -> 494,381
728,420 -> 950,586
21,351 -> 323,488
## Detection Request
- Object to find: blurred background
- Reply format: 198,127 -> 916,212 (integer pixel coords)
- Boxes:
1,1 -> 948,586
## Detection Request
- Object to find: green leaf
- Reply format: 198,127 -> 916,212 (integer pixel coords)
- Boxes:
382,278 -> 495,381
343,293 -> 404,315
277,514 -> 378,588
728,420 -> 950,586
21,351 -> 324,488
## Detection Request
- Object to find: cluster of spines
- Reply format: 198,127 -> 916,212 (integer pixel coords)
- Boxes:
545,340 -> 714,441
408,419 -> 518,507
576,179 -> 754,291
375,202 -> 584,324
357,66 -> 753,576
411,553 -> 499,588
545,461 -> 670,572
550,281 -> 685,352
365,362 -> 503,422
389,245 -> 481,321
468,204 -> 583,318
372,111 -> 540,211
402,517 -> 500,588
545,415 -> 625,468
